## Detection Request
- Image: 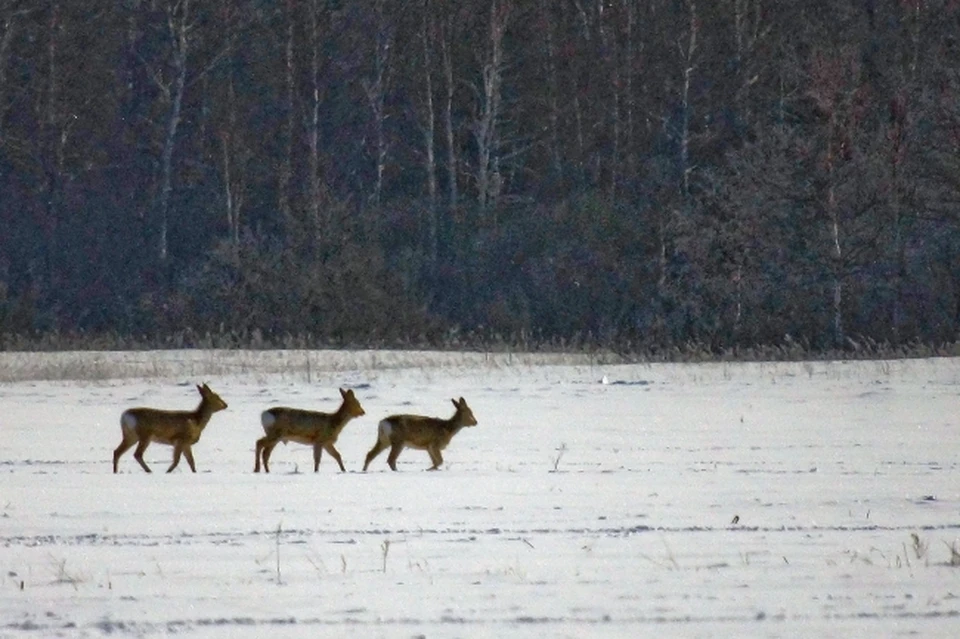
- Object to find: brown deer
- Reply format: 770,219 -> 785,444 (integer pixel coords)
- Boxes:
362,397 -> 477,471
112,383 -> 228,474
255,388 -> 365,473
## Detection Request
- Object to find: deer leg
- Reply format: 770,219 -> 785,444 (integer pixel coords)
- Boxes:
363,440 -> 388,471
386,443 -> 404,471
261,440 -> 279,473
167,442 -> 184,473
133,438 -> 153,473
313,443 -> 323,472
183,446 -> 197,473
254,436 -> 268,473
427,446 -> 443,471
113,437 -> 136,474
323,443 -> 346,472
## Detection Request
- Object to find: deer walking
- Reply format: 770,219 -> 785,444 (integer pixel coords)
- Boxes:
362,397 -> 477,471
113,383 -> 228,474
255,388 -> 365,473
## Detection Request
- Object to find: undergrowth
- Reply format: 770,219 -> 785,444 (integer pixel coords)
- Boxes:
1,328 -> 958,363
0,328 -> 957,384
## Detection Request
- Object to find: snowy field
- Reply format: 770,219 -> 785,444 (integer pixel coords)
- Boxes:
1,350 -> 959,638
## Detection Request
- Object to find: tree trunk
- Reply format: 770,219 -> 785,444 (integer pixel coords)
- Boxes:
539,0 -> 561,179
158,0 -> 190,264
679,0 -> 697,198
826,110 -> 844,348
473,0 -> 508,212
221,1 -> 241,255
420,0 -> 438,268
440,15 -> 457,211
0,10 -> 16,143
278,0 -> 296,233
221,131 -> 237,253
622,0 -> 636,180
363,0 -> 391,208
41,2 -> 63,285
597,0 -> 620,202
307,0 -> 323,246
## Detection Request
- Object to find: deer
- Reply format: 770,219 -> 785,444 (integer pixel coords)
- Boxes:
112,383 -> 229,474
255,387 -> 366,473
362,397 -> 478,471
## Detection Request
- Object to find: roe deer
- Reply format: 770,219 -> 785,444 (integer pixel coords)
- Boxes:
113,383 -> 228,474
362,397 -> 477,471
255,388 -> 365,473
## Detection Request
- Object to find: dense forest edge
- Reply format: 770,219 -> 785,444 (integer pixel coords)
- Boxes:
2,1 -> 960,358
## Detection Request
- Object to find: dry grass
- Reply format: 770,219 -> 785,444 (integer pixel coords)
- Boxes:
0,349 -> 613,383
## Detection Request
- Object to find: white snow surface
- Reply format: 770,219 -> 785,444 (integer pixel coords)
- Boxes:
1,351 -> 959,637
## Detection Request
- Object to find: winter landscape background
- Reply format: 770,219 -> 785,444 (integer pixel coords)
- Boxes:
1,349 -> 958,637
3,2 -> 960,353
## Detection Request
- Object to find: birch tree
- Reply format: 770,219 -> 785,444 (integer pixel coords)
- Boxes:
155,0 -> 191,264
438,10 -> 457,211
418,0 -> 438,266
277,0 -> 297,233
472,0 -> 509,213
362,0 -> 393,207
218,0 -> 249,255
808,46 -> 865,348
678,0 -> 698,198
307,0 -> 325,247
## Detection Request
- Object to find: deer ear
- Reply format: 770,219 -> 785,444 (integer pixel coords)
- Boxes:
451,398 -> 459,409
458,397 -> 466,406
196,384 -> 203,393
340,388 -> 348,397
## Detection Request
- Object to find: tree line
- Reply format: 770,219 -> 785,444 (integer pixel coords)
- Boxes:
1,0 -> 959,354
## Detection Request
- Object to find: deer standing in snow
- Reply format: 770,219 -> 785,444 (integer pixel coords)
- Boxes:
255,388 -> 365,473
362,397 -> 477,471
112,383 -> 228,473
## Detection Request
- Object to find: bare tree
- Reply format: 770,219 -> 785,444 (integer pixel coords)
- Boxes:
155,0 -> 192,264
307,0 -> 324,246
731,0 -> 767,127
597,0 -> 621,202
538,0 -> 561,179
438,11 -> 457,211
0,3 -> 27,143
418,0 -> 438,266
362,0 -> 393,207
809,46 -> 865,348
218,1 -> 248,255
472,0 -> 509,212
277,0 -> 296,232
679,0 -> 698,198
887,0 -> 925,341
621,0 -> 638,181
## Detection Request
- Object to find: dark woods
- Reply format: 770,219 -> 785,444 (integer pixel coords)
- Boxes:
1,1 -> 959,354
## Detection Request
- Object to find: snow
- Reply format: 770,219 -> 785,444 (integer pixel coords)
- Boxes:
2,352 -> 959,637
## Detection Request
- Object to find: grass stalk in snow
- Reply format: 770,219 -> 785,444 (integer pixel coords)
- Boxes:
381,540 -> 391,573
551,443 -> 567,472
910,533 -> 928,561
276,522 -> 283,585
49,556 -> 83,591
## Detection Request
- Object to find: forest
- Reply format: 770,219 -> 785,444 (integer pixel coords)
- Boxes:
1,0 -> 959,355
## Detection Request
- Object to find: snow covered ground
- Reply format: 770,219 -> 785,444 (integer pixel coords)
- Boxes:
1,351 -> 959,637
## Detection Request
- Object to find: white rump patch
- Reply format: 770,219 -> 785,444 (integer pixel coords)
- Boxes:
261,410 -> 276,432
121,411 -> 137,433
378,420 -> 392,442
